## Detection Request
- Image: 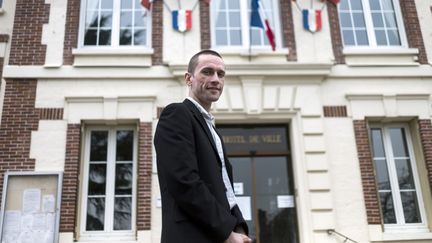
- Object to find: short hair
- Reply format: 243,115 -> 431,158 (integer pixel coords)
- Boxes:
187,49 -> 223,74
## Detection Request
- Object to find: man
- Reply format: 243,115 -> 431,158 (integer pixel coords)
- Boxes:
154,50 -> 251,243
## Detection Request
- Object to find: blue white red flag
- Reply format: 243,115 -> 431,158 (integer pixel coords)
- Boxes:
302,9 -> 322,33
172,10 -> 192,32
250,0 -> 276,51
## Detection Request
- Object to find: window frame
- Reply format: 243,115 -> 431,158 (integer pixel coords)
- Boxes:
78,0 -> 152,49
79,125 -> 138,241
370,123 -> 428,232
338,0 -> 408,50
210,0 -> 283,51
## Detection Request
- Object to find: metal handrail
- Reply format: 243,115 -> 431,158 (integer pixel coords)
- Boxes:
327,229 -> 359,243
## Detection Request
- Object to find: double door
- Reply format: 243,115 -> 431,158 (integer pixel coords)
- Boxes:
219,125 -> 299,243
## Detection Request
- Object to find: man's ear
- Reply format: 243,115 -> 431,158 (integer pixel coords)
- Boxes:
185,72 -> 192,86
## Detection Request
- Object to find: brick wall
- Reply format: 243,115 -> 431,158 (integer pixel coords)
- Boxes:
353,120 -> 381,225
281,0 -> 297,61
0,80 -> 38,195
399,0 -> 428,64
200,1 -> 211,50
63,0 -> 80,65
418,120 -> 432,192
60,124 -> 81,232
151,0 -> 164,65
9,0 -> 49,65
137,122 -> 153,230
327,1 -> 345,64
323,106 -> 347,117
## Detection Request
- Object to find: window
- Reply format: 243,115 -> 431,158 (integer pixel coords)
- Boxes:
80,126 -> 137,240
370,124 -> 427,230
338,0 -> 406,47
79,0 -> 151,47
210,0 -> 281,50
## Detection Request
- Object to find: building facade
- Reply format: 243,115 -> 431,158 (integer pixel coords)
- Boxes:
0,0 -> 432,242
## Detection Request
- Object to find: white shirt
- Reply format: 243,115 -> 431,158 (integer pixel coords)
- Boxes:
187,97 -> 237,209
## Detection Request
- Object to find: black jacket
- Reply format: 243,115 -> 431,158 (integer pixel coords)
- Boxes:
154,99 -> 248,243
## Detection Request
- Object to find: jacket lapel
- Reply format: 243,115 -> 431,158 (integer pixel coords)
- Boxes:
183,99 -> 221,166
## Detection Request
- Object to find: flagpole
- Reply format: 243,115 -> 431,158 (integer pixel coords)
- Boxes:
249,24 -> 252,62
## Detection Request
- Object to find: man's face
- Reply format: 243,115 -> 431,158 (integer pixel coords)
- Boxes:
186,54 -> 225,109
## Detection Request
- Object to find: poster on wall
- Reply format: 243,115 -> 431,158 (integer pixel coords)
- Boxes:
0,172 -> 62,243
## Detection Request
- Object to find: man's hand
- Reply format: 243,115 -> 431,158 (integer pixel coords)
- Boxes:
223,232 -> 252,243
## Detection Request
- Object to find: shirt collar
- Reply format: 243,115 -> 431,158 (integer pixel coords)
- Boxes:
186,97 -> 215,124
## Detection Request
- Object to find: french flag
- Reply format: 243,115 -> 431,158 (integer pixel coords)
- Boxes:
250,0 -> 276,51
172,10 -> 192,32
302,9 -> 322,33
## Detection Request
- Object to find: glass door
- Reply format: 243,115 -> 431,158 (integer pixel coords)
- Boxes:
231,156 -> 298,243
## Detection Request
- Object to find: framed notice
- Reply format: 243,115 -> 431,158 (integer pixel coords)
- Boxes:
0,171 -> 62,243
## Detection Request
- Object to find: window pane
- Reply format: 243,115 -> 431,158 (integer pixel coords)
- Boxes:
251,29 -> 262,45
374,160 -> 391,190
121,0 -> 133,9
372,13 -> 384,27
86,10 -> 99,28
216,12 -> 227,27
229,12 -> 241,28
340,13 -> 353,28
352,13 -> 366,27
86,198 -> 105,231
382,0 -> 394,11
379,192 -> 396,224
98,29 -> 111,45
216,29 -> 228,45
115,164 -> 133,195
121,11 -> 133,27
100,11 -> 113,28
84,29 -> 98,45
228,0 -> 240,9
375,30 -> 387,45
369,0 -> 380,10
355,30 -> 368,45
87,0 -> 98,10
101,0 -> 113,9
395,159 -> 415,190
371,129 -> 385,157
401,191 -> 421,223
134,11 -> 146,27
90,131 -> 108,161
384,13 -> 397,28
342,30 -> 355,45
389,128 -> 409,157
387,29 -> 400,45
88,164 -> 107,195
120,29 -> 132,45
339,0 -> 349,10
114,197 -> 132,230
116,130 -> 134,161
350,0 -> 363,10
230,30 -> 242,45
134,29 -> 147,45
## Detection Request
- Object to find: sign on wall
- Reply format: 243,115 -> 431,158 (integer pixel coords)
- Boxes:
0,172 -> 62,243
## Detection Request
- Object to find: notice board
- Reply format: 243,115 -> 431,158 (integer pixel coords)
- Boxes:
0,172 -> 62,243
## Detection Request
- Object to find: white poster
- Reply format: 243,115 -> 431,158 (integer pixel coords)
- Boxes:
236,196 -> 252,221
233,183 -> 244,195
42,195 -> 55,213
46,213 -> 56,232
20,215 -> 33,231
3,211 -> 21,233
22,189 -> 41,214
277,195 -> 295,208
32,213 -> 46,231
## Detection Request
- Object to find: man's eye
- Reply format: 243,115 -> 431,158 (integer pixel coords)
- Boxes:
217,72 -> 225,78
202,70 -> 212,75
